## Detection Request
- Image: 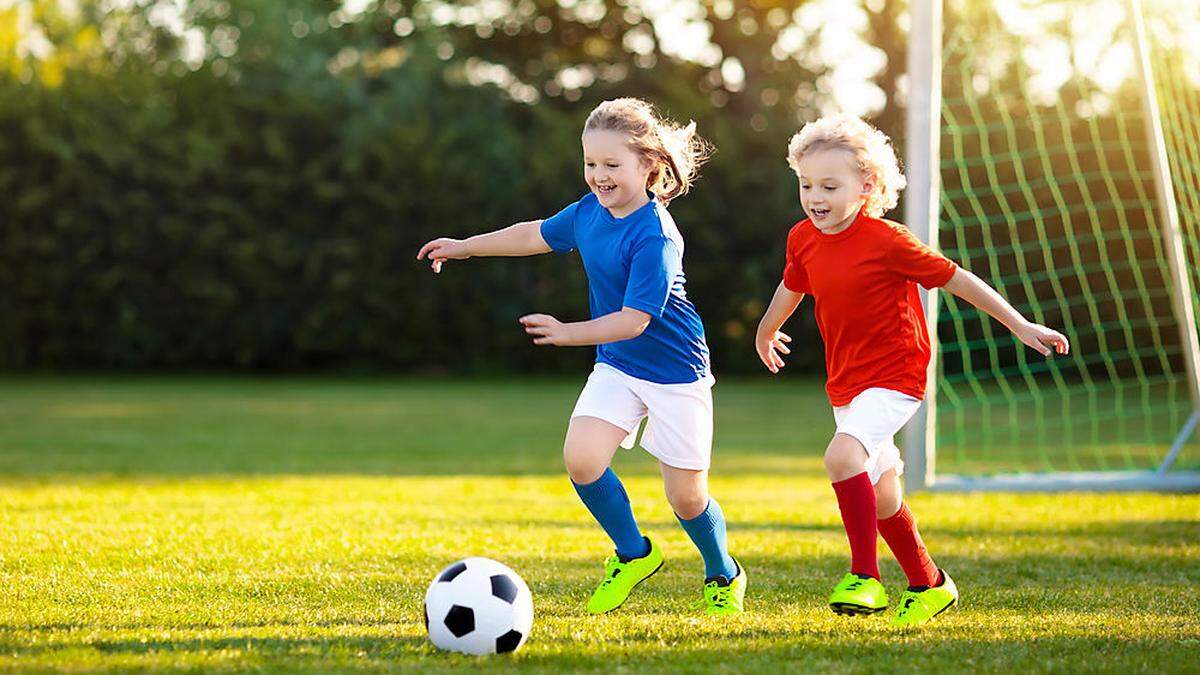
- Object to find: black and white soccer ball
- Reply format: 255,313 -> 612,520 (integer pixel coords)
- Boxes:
424,557 -> 534,655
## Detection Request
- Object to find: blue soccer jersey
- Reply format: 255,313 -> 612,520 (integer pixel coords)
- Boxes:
540,193 -> 711,384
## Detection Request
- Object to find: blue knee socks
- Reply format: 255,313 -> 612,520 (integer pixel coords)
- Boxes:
572,467 -> 650,559
677,498 -> 738,580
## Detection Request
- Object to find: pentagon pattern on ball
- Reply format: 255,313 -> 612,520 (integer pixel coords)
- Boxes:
490,574 -> 518,603
444,604 -> 475,638
495,629 -> 523,654
424,557 -> 534,655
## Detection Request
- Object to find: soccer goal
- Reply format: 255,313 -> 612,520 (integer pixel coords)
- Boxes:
903,0 -> 1200,492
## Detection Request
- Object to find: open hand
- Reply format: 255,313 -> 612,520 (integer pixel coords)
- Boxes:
519,314 -> 571,346
755,330 -> 792,373
1016,321 -> 1070,356
416,238 -> 470,273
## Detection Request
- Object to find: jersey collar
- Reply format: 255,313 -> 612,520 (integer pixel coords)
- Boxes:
810,208 -> 868,243
601,193 -> 658,223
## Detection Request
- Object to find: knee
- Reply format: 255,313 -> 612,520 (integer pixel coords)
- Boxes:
876,496 -> 901,519
668,488 -> 709,520
821,449 -> 840,475
823,437 -> 867,478
563,445 -> 607,484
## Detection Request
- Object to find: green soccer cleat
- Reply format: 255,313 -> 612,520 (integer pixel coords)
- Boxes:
702,558 -> 747,616
586,537 -> 664,614
828,572 -> 889,615
891,569 -> 958,628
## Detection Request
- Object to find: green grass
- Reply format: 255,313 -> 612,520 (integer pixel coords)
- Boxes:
1,376 -> 1197,673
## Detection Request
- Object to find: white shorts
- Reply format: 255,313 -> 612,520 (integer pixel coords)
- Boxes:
832,387 -> 922,485
571,362 -> 715,471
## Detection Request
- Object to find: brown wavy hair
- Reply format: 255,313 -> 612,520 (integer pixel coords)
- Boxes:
583,98 -> 713,203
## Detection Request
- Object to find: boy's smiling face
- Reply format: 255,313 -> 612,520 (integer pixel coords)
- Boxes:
582,129 -> 653,218
796,147 -> 873,235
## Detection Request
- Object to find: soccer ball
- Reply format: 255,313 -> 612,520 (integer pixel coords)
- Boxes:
424,557 -> 534,655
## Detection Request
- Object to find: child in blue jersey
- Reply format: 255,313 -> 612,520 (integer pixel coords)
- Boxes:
417,98 -> 746,616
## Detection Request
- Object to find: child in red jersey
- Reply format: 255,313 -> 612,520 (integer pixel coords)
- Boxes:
754,115 -> 1069,628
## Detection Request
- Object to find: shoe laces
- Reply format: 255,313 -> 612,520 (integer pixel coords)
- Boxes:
599,554 -> 623,587
895,591 -> 920,618
704,580 -> 733,609
842,572 -> 876,592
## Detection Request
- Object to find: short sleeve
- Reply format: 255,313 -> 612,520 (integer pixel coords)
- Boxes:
782,227 -> 811,294
540,201 -> 579,253
622,236 -> 678,318
888,226 -> 958,288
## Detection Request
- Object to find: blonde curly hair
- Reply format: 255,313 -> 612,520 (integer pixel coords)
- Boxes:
584,98 -> 713,204
785,115 -> 905,218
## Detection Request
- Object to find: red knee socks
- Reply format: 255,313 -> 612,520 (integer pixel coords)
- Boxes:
831,472 -> 879,579
878,502 -> 939,588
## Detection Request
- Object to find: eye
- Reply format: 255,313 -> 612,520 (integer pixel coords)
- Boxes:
585,162 -> 595,167
607,163 -> 619,169
824,185 -> 838,191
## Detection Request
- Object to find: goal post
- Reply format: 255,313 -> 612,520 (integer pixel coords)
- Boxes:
902,0 -> 943,492
902,0 -> 1200,493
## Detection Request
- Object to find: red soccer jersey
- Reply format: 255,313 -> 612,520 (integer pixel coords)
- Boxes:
782,210 -> 957,406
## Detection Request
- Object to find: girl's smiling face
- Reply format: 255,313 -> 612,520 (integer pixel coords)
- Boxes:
796,148 -> 873,235
582,129 -> 653,218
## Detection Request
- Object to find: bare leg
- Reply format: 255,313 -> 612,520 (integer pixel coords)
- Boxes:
562,415 -> 626,484
825,433 -> 879,579
874,468 -> 903,519
663,462 -> 737,580
660,463 -> 709,519
823,433 -> 869,481
565,416 -> 647,558
875,467 -> 940,588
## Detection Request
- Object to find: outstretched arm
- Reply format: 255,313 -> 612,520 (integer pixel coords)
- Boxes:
754,281 -> 805,373
942,268 -> 1070,356
519,307 -> 651,347
416,220 -> 552,273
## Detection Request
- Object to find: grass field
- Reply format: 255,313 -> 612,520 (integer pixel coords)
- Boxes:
1,376 -> 1197,673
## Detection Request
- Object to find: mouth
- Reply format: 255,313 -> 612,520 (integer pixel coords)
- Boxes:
810,206 -> 830,219
596,184 -> 617,196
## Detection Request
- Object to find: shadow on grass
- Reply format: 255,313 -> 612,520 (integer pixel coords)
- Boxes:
0,617 -> 407,635
0,375 -> 833,478
1,627 -> 1193,673
398,516 -> 1197,551
0,633 -> 431,661
0,449 -> 825,479
2,550 -> 1195,672
6,544 -> 1189,635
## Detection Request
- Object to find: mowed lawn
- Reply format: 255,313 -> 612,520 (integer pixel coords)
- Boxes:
0,376 -> 1197,673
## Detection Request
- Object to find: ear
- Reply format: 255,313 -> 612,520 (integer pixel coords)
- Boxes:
860,171 -> 876,197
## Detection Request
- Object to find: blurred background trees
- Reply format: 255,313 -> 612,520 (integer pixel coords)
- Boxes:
1,0 -> 1194,374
